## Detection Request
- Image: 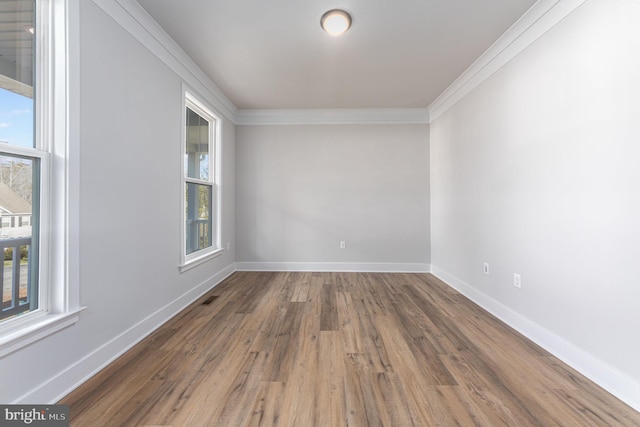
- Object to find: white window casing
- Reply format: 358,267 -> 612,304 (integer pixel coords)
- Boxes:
0,0 -> 83,358
179,90 -> 222,272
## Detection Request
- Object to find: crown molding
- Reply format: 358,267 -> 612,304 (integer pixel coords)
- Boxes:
428,0 -> 587,121
91,0 -> 238,121
235,108 -> 430,125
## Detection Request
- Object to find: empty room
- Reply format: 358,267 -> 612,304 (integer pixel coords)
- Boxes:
1,0 -> 639,425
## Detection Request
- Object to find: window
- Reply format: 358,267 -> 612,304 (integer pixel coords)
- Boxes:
0,153 -> 41,321
0,0 -> 41,322
0,0 -> 80,356
181,93 -> 221,270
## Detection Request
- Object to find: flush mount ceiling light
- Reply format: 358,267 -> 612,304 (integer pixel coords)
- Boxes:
321,9 -> 352,36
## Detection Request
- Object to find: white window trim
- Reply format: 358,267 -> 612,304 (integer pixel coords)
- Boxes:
0,0 -> 83,358
179,90 -> 222,273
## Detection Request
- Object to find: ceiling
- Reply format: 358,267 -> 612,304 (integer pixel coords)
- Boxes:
0,0 -> 34,95
138,0 -> 538,110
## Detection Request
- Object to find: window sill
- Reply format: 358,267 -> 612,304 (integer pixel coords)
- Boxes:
179,247 -> 224,273
0,307 -> 86,358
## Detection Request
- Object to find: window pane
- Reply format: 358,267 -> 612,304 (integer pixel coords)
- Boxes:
0,154 -> 39,320
0,0 -> 35,148
185,183 -> 212,255
185,107 -> 209,181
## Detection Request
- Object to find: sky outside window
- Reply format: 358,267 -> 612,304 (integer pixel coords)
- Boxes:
0,88 -> 34,148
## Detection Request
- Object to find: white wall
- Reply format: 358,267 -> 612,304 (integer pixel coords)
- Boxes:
0,0 -> 235,403
236,124 -> 430,271
430,0 -> 640,406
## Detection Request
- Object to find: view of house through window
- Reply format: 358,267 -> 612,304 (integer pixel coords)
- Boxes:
0,0 -> 40,321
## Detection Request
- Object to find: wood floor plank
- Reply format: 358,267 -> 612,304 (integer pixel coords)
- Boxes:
351,296 -> 392,372
289,272 -> 310,302
315,331 -> 347,426
64,346 -> 174,423
61,272 -> 640,427
262,302 -> 305,382
244,381 -> 286,427
440,353 -> 537,427
544,356 -> 640,426
277,308 -> 319,427
235,273 -> 274,314
215,351 -> 270,427
336,291 -> 364,354
320,282 -> 339,331
369,371 -> 420,427
372,313 -> 442,426
353,272 -> 391,317
165,324 -> 258,426
387,291 -> 458,385
344,353 -> 385,427
149,310 -> 257,425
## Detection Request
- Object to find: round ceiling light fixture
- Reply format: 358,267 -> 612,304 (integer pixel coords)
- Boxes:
321,9 -> 352,36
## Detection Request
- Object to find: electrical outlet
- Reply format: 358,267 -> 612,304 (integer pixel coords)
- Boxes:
514,273 -> 521,288
483,263 -> 489,275
226,242 -> 231,251
340,241 -> 346,249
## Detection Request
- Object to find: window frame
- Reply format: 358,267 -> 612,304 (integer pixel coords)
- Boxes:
0,0 -> 82,358
180,91 -> 222,272
0,147 -> 46,321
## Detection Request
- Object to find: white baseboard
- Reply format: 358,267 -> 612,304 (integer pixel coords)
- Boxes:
430,265 -> 640,413
235,262 -> 431,273
17,263 -> 237,404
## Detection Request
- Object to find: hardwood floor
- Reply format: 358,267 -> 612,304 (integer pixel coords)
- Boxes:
60,272 -> 640,426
